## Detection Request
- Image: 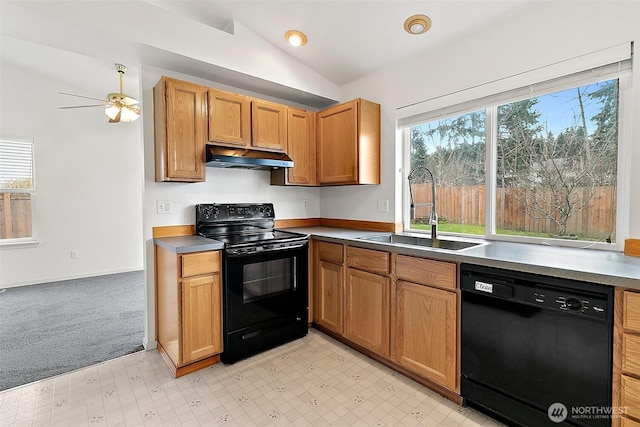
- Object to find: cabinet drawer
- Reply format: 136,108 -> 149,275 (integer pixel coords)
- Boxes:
396,255 -> 456,290
181,251 -> 220,277
623,333 -> 640,377
624,291 -> 640,333
347,246 -> 390,275
317,241 -> 343,264
621,375 -> 640,420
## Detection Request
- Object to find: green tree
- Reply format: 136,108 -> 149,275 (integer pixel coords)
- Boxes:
496,98 -> 543,187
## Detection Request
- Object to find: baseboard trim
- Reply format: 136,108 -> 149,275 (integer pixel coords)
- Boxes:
0,267 -> 143,290
157,343 -> 221,378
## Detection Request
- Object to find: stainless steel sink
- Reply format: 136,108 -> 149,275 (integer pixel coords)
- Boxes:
357,233 -> 484,251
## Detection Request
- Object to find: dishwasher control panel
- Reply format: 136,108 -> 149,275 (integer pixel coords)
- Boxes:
525,287 -> 608,320
461,263 -> 612,322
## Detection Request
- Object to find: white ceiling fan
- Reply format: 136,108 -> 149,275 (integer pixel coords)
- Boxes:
59,63 -> 140,123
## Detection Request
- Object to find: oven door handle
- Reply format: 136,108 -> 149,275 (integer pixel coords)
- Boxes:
226,242 -> 307,257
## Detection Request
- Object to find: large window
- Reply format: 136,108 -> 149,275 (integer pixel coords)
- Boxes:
0,138 -> 34,241
404,60 -> 630,249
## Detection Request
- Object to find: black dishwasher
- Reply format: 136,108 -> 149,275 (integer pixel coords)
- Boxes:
460,263 -> 614,427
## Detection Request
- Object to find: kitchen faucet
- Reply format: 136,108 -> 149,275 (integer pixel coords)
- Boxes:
408,165 -> 439,248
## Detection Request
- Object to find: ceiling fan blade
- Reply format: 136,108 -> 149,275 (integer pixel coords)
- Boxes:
59,104 -> 110,109
58,92 -> 109,103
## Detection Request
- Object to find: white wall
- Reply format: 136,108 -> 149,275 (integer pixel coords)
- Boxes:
0,37 -> 144,288
328,1 -> 640,241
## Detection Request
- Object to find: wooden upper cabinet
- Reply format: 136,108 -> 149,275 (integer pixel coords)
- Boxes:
317,98 -> 380,185
207,88 -> 251,147
271,108 -> 316,186
208,89 -> 287,153
252,99 -> 288,152
154,77 -> 206,182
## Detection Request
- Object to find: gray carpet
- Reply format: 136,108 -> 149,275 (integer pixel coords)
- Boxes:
0,271 -> 144,391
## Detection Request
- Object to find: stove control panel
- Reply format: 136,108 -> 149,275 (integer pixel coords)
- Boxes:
196,203 -> 275,222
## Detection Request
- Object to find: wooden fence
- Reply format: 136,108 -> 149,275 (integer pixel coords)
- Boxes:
411,184 -> 616,239
0,193 -> 32,239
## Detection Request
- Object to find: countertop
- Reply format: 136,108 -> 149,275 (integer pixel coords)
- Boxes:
283,226 -> 640,290
154,235 -> 224,254
152,226 -> 640,290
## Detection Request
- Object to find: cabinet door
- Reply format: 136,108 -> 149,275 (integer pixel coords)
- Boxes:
155,77 -> 206,182
252,100 -> 287,152
181,274 -> 223,365
207,88 -> 251,147
315,261 -> 343,334
394,280 -> 457,391
286,108 -> 316,185
317,100 -> 358,184
345,268 -> 390,357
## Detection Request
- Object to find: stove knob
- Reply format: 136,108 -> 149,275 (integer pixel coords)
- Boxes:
565,297 -> 582,311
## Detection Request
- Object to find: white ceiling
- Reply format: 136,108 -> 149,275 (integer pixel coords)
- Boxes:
148,0 -> 535,86
1,0 -> 537,106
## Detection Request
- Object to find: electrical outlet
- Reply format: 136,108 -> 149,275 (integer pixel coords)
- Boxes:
157,200 -> 173,214
378,199 -> 389,212
70,250 -> 79,259
303,199 -> 308,210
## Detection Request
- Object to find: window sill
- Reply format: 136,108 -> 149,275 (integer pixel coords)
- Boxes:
0,239 -> 40,249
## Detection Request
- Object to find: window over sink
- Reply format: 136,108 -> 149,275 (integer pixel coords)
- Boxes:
400,47 -> 632,250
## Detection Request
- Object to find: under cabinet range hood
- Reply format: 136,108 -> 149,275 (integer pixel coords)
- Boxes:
205,145 -> 294,170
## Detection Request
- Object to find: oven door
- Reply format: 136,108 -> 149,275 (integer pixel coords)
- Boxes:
222,242 -> 308,362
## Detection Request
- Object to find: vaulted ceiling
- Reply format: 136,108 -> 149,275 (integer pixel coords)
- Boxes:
1,0 -> 537,106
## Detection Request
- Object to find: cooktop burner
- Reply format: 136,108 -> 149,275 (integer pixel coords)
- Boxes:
195,203 -> 308,249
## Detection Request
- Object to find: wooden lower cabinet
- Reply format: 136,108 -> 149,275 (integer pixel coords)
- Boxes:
315,260 -> 343,334
181,274 -> 222,364
156,246 -> 223,377
345,268 -> 390,357
622,417 -> 640,427
312,240 -> 459,397
615,288 -> 640,426
393,280 -> 457,391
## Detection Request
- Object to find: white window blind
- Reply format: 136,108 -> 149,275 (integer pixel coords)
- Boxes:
397,42 -> 633,129
0,138 -> 35,193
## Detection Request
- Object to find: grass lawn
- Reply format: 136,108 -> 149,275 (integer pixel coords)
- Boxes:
411,222 -> 553,239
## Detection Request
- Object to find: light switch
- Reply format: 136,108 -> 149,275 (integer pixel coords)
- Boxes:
157,200 -> 173,214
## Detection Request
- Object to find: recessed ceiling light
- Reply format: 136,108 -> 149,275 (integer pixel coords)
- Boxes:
404,14 -> 432,35
285,30 -> 308,47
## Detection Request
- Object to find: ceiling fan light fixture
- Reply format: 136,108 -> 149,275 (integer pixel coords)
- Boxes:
105,104 -> 139,123
119,106 -> 140,123
105,105 -> 120,121
285,30 -> 307,47
404,14 -> 432,35
59,63 -> 141,123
